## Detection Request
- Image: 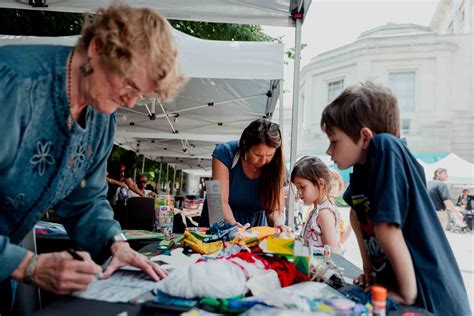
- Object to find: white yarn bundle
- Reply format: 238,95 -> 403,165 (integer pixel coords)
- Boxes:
157,257 -> 267,299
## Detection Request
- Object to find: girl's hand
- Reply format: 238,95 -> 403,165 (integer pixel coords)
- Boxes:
276,224 -> 292,233
234,222 -> 250,229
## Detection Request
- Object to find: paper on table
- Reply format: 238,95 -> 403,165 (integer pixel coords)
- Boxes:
150,248 -> 201,270
73,270 -> 159,303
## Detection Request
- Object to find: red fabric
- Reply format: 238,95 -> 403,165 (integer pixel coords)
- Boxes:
229,252 -> 309,287
263,255 -> 309,287
228,251 -> 271,269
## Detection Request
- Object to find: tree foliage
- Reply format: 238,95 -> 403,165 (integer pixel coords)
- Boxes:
0,8 -> 274,42
169,20 -> 274,42
0,9 -> 83,36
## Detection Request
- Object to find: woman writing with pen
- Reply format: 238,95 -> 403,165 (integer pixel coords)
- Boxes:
0,4 -> 185,312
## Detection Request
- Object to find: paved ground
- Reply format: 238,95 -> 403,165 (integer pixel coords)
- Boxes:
338,207 -> 474,310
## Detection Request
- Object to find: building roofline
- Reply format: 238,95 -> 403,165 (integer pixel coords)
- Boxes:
359,23 -> 432,39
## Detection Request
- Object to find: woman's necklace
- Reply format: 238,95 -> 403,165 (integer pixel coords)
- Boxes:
67,48 -> 75,106
65,48 -> 76,130
243,159 -> 258,177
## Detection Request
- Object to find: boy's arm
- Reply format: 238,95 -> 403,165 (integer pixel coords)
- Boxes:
373,222 -> 417,305
350,209 -> 374,285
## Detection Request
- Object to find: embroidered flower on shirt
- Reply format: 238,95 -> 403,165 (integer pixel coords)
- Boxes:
72,143 -> 87,170
29,141 -> 55,176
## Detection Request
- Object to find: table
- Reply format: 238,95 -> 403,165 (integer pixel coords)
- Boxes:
33,246 -> 432,315
332,254 -> 432,316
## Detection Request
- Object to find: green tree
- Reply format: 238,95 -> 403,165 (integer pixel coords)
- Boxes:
0,9 -> 274,42
0,9 -> 83,36
169,20 -> 274,42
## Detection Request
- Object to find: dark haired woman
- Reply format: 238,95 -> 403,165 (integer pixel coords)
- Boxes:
199,118 -> 286,228
106,150 -> 144,202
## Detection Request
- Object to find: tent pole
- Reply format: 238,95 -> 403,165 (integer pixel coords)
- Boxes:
141,155 -> 145,174
180,171 -> 184,195
288,17 -> 302,229
157,162 -> 162,191
166,164 -> 169,193
172,167 -> 177,195
279,80 -> 284,137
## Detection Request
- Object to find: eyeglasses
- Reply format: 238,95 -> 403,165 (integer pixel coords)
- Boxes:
252,121 -> 280,133
139,180 -> 148,184
122,78 -> 157,102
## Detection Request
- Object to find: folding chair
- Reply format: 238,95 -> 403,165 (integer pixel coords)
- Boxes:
126,197 -> 156,231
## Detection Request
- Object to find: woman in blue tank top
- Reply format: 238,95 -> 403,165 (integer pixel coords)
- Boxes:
200,118 -> 286,228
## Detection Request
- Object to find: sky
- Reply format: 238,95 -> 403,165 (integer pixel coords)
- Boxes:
262,0 -> 440,106
264,0 -> 440,66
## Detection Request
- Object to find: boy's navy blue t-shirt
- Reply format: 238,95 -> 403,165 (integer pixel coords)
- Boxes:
343,133 -> 470,316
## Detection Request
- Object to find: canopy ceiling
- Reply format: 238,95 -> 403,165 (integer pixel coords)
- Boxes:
0,0 -> 310,27
0,28 -> 283,171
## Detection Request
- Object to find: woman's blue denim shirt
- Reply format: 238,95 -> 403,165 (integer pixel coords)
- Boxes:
0,45 -> 121,281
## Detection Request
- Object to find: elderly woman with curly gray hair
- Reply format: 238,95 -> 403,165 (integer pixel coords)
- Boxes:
0,4 -> 185,311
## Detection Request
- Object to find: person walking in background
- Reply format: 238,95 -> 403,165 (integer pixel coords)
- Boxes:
427,168 -> 467,230
0,4 -> 185,312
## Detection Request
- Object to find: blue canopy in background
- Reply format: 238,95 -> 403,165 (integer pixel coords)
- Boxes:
414,153 -> 449,164
294,152 -> 449,183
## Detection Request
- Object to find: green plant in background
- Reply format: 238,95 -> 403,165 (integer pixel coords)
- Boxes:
169,20 -> 274,41
0,9 -> 273,42
0,9 -> 83,36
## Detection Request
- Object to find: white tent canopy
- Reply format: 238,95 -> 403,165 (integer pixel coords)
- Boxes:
0,29 -> 284,171
0,30 -> 283,80
0,0 -> 310,27
421,153 -> 474,186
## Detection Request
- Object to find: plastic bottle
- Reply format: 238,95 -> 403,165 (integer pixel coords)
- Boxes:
371,285 -> 387,316
323,244 -> 331,263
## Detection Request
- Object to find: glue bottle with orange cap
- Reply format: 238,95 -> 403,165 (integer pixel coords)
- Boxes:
371,285 -> 387,316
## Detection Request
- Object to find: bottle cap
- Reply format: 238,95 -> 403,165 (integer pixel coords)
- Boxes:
371,285 -> 387,301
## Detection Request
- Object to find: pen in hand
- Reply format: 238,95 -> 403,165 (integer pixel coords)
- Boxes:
66,248 -> 84,261
67,248 -> 104,278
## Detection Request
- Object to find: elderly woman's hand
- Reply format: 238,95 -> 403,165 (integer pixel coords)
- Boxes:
31,251 -> 102,294
102,242 -> 168,281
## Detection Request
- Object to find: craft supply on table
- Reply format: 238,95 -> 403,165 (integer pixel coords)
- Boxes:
155,195 -> 174,239
372,285 -> 387,316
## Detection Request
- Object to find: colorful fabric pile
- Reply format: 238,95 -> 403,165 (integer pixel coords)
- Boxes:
156,251 -> 308,299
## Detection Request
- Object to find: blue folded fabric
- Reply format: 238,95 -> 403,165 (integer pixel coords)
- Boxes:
205,221 -> 238,242
154,289 -> 198,308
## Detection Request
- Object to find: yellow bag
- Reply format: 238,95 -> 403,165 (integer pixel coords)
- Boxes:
182,231 -> 223,254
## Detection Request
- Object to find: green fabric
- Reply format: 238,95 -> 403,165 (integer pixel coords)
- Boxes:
199,295 -> 245,314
